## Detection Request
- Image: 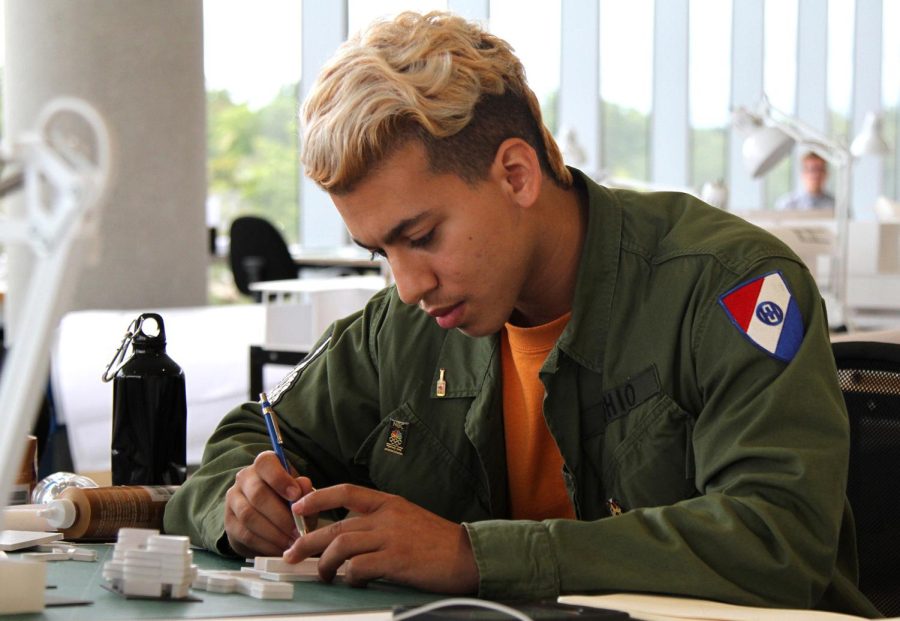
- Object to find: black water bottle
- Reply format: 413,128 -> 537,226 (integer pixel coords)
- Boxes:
106,313 -> 187,486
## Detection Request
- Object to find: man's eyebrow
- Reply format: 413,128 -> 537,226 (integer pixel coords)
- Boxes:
351,212 -> 431,250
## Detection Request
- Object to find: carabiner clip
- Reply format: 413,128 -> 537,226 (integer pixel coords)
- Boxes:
101,316 -> 142,382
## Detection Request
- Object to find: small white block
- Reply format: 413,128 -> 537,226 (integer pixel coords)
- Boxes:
117,528 -> 159,544
20,550 -> 72,562
167,582 -> 191,599
242,560 -> 344,582
147,535 -> 190,553
123,578 -> 163,598
253,556 -> 300,573
234,575 -> 293,600
70,548 -> 98,562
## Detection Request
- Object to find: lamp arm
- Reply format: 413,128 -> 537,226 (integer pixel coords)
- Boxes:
758,99 -> 850,166
0,98 -> 112,524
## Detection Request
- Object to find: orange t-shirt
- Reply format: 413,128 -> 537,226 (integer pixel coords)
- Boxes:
501,312 -> 577,521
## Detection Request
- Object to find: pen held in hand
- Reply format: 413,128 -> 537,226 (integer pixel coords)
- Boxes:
259,391 -> 314,538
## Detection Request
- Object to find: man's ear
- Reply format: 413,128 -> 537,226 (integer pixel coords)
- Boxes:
491,138 -> 542,208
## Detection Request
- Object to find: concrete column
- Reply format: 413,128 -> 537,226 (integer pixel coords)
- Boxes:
3,0 -> 207,342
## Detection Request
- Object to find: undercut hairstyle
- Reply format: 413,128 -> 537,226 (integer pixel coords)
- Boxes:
301,11 -> 572,194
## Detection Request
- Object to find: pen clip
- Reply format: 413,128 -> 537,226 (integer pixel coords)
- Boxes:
259,392 -> 284,445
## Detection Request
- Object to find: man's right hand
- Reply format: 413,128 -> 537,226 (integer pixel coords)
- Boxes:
224,451 -> 314,558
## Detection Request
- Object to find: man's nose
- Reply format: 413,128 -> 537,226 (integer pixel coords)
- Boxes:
390,252 -> 437,306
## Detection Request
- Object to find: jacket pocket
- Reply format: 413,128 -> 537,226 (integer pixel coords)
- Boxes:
599,392 -> 697,510
352,402 -> 483,522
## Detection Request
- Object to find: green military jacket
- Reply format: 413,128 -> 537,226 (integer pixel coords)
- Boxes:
165,171 -> 877,616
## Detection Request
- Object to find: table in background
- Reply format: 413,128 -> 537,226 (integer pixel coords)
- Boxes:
249,346 -> 308,400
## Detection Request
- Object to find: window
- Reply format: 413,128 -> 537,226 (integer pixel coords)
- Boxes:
689,0 -> 733,191
599,0 -> 653,180
763,0 -> 798,208
0,3 -> 5,153
489,0 -> 562,132
827,0 -> 854,144
883,0 -> 900,200
203,0 -> 302,247
348,0 -> 447,35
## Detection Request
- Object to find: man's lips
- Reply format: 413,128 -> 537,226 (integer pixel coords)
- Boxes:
425,302 -> 465,329
426,303 -> 459,318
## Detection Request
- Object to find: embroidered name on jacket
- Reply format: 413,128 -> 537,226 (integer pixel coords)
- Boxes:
600,366 -> 661,422
718,270 -> 804,363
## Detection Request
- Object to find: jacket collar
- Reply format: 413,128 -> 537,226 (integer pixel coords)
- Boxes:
553,168 -> 621,373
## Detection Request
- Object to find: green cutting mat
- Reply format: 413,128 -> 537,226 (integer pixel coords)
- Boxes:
7,544 -> 442,620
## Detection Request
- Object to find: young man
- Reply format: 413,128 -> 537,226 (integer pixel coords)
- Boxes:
165,12 -> 876,615
775,152 -> 836,211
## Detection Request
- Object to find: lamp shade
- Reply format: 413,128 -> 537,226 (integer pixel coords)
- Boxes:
850,112 -> 890,157
742,125 -> 795,178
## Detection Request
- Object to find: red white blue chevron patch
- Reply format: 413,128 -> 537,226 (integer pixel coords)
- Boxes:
718,271 -> 804,363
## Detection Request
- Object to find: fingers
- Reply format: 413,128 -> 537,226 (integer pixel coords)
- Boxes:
223,455 -> 303,558
282,516 -> 384,586
283,512 -> 355,563
293,483 -> 388,516
317,527 -> 382,585
281,487 -> 480,594
224,499 -> 289,558
254,451 -> 302,502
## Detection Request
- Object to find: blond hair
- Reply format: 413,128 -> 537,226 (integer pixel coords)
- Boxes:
301,11 -> 571,194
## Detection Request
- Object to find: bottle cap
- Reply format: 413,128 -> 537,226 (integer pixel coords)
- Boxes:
45,498 -> 77,529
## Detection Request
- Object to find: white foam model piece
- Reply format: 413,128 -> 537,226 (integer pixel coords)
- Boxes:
241,556 -> 346,582
102,528 -> 197,599
0,530 -> 63,552
22,541 -> 97,562
192,569 -> 293,600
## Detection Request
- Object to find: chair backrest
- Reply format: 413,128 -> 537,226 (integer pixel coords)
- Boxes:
832,340 -> 900,617
228,216 -> 297,297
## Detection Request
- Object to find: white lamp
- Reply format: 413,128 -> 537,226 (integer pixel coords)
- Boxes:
850,111 -> 890,158
0,99 -> 112,533
733,96 -> 852,327
733,97 -> 892,329
741,125 -> 796,178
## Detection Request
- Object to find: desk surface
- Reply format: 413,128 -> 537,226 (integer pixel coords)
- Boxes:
9,545 -> 440,621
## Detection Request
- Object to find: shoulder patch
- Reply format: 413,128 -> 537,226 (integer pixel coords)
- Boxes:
718,270 -> 804,363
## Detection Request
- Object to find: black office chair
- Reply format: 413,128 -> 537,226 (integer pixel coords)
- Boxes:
832,340 -> 900,617
228,216 -> 298,300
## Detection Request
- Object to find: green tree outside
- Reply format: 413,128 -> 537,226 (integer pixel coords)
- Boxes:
207,84 -> 299,246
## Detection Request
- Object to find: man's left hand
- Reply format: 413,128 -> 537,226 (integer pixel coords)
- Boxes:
282,484 -> 479,594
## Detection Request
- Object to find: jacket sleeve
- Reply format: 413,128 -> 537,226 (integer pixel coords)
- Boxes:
163,290 -> 390,553
465,258 -> 872,614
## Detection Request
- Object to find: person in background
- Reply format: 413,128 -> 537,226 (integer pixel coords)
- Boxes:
165,11 -> 877,617
775,151 -> 835,211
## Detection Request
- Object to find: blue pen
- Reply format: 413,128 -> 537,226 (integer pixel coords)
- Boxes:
259,391 -> 290,471
259,391 -> 309,535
